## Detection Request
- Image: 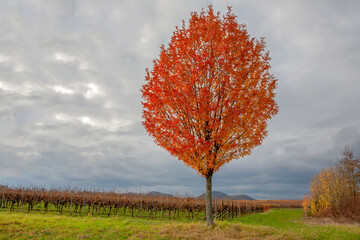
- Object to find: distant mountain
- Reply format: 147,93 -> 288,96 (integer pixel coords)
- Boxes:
123,191 -> 173,197
197,191 -> 255,200
122,191 -> 254,200
229,194 -> 255,200
211,191 -> 229,199
146,191 -> 173,198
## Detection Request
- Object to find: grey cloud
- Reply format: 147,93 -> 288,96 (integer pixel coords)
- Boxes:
1,0 -> 360,199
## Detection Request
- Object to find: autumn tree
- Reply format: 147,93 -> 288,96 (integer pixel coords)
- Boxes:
141,5 -> 278,226
307,167 -> 346,217
336,146 -> 360,209
304,146 -> 360,220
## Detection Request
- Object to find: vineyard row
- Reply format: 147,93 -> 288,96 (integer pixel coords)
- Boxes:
0,186 -> 272,220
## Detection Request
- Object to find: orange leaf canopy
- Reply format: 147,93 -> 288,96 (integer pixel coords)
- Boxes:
142,6 -> 278,177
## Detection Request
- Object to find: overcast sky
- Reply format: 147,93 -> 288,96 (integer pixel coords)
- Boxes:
0,0 -> 359,199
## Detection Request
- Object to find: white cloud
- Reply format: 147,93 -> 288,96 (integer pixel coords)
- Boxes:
53,113 -> 133,132
79,116 -> 133,131
54,113 -> 73,123
53,86 -> 74,95
53,52 -> 75,63
79,62 -> 89,70
17,151 -> 40,159
14,64 -> 25,72
85,83 -> 100,98
0,82 -> 41,96
0,82 -> 10,91
0,54 -> 10,63
139,23 -> 154,45
80,116 -> 94,126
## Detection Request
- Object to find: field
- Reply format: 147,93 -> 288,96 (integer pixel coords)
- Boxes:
1,186 -> 359,239
1,209 -> 360,239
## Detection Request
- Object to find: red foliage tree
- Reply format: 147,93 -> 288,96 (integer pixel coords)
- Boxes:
141,5 -> 278,226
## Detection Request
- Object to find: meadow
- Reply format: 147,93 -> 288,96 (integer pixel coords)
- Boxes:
1,209 -> 360,239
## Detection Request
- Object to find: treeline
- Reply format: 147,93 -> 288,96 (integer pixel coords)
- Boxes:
303,146 -> 360,221
250,199 -> 302,209
0,186 -> 270,220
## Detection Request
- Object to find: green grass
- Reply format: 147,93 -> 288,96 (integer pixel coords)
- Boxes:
235,209 -> 360,239
1,202 -> 207,222
0,209 -> 359,239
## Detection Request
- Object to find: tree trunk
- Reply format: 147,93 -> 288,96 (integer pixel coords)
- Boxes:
206,173 -> 214,226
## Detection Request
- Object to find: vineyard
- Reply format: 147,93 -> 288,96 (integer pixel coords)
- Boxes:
0,185 -> 301,221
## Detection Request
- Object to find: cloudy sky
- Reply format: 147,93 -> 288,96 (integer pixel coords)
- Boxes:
0,0 -> 359,199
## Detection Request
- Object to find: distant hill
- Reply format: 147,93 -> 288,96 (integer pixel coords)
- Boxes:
229,194 -> 255,200
124,191 -> 254,200
146,191 -> 173,198
197,191 -> 255,200
123,191 -> 173,198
